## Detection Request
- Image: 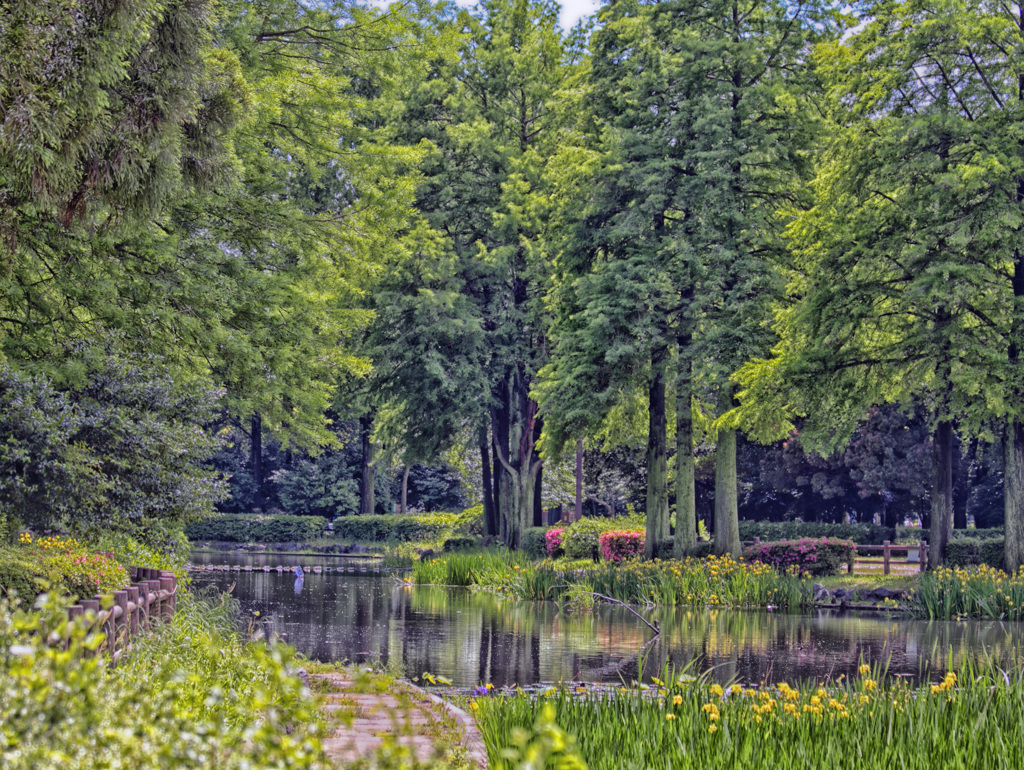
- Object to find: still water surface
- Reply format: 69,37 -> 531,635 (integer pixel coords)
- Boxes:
190,555 -> 1022,687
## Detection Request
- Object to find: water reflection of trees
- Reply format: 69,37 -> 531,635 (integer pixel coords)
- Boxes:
191,572 -> 1023,687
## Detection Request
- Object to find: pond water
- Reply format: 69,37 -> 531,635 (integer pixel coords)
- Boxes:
190,555 -> 1022,688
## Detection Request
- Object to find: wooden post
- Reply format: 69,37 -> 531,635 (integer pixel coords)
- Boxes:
883,540 -> 891,576
146,580 -> 159,629
848,547 -> 855,575
159,573 -> 175,622
67,605 -> 83,651
753,537 -> 761,546
114,591 -> 129,649
81,599 -> 100,656
101,595 -> 117,655
81,598 -> 99,623
920,541 -> 929,573
127,587 -> 140,636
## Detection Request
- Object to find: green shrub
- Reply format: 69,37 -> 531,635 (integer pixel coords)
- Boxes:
1,536 -> 129,602
561,518 -> 609,560
454,505 -> 485,536
952,528 -> 1004,541
0,548 -> 48,602
0,592 -> 328,769
945,537 -> 1005,568
559,516 -> 646,561
442,536 -> 477,552
185,514 -> 327,543
521,528 -> 549,559
653,538 -> 716,559
738,520 -> 894,545
390,513 -> 458,541
329,512 -> 459,543
744,538 -> 856,577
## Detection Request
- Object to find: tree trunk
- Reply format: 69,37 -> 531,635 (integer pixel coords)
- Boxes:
714,390 -> 741,557
533,461 -> 544,527
360,415 -> 375,515
645,348 -> 669,559
674,342 -> 696,559
400,465 -> 410,515
1005,420 -> 1024,573
251,413 -> 264,511
1005,40 -> 1024,574
574,437 -> 583,524
480,425 -> 497,536
929,421 -> 953,570
1006,149 -> 1024,570
492,368 -> 541,549
533,416 -> 544,527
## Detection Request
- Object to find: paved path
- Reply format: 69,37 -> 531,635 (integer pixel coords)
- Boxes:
312,673 -> 487,769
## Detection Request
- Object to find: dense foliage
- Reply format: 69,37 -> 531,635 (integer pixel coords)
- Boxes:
2,0 -> 1023,572
737,521 -> 895,546
184,514 -> 328,544
0,592 -> 329,769
744,538 -> 856,577
0,351 -> 223,544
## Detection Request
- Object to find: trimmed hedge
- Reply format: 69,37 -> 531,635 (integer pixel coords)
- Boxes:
738,521 -> 895,545
521,528 -> 549,559
744,538 -> 857,577
442,537 -> 477,553
653,539 -> 714,559
945,538 -> 1005,568
329,512 -> 461,543
185,514 -> 328,543
951,528 -> 1004,541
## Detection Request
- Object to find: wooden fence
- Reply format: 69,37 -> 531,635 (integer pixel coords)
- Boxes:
66,566 -> 177,662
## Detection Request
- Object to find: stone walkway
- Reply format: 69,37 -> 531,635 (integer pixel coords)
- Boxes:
312,673 -> 487,769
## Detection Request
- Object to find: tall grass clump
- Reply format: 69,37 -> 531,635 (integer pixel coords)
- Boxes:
474,659 -> 1024,770
412,549 -> 535,587
462,554 -> 808,610
913,564 -> 1024,620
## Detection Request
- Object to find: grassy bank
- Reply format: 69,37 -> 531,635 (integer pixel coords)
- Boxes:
474,661 -> 1024,770
412,551 -> 811,610
0,590 -> 330,769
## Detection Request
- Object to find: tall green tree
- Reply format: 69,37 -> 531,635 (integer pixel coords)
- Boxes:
373,0 -> 587,547
541,0 -> 836,557
736,0 -> 1024,569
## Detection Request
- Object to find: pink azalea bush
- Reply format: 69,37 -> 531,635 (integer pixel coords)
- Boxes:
545,528 -> 565,558
598,530 -> 645,562
743,537 -> 856,577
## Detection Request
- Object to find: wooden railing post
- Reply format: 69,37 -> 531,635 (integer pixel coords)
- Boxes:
67,604 -> 83,651
883,540 -> 891,576
101,595 -> 116,655
159,572 -> 175,622
848,547 -> 855,574
60,567 -> 178,665
114,591 -> 128,648
127,587 -> 140,636
920,541 -> 929,572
